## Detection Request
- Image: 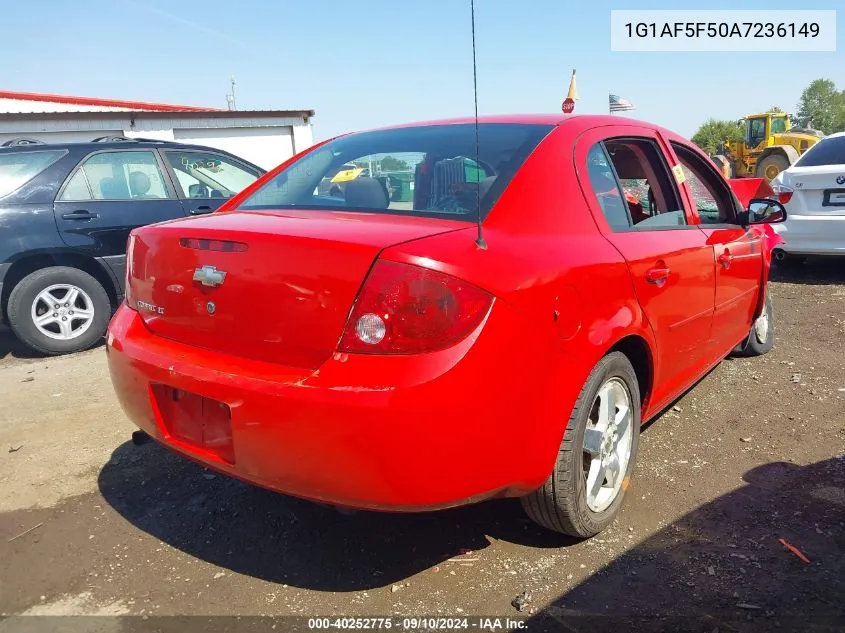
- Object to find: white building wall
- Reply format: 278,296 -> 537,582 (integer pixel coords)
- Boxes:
0,98 -> 133,113
0,113 -> 314,169
0,129 -> 125,144
172,127 -> 293,171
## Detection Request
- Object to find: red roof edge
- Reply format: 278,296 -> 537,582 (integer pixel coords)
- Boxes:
0,90 -> 225,112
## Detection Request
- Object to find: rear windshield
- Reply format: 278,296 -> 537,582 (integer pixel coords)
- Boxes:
0,149 -> 66,198
795,136 -> 845,167
239,123 -> 554,220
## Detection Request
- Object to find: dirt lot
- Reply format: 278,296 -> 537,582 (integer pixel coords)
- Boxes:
0,261 -> 843,632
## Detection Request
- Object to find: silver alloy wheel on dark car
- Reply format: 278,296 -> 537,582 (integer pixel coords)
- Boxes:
7,266 -> 111,356
30,283 -> 96,341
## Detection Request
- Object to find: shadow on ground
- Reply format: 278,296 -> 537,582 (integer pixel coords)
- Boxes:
525,456 -> 845,632
769,256 -> 845,286
0,326 -> 105,361
98,440 -> 574,592
98,442 -> 844,628
0,328 -> 41,361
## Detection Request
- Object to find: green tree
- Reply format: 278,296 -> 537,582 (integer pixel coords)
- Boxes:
379,155 -> 409,171
796,79 -> 845,134
692,118 -> 744,154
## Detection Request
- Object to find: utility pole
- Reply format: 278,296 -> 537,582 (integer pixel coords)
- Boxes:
226,75 -> 237,111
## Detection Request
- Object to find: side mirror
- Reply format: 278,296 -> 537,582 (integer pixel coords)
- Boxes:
746,198 -> 787,225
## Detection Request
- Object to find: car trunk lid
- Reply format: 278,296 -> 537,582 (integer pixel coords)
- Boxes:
127,210 -> 465,368
783,165 -> 845,215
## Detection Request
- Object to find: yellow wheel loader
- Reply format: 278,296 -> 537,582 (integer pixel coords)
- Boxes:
711,112 -> 823,181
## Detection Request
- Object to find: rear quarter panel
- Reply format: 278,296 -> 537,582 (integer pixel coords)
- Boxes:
382,124 -> 655,484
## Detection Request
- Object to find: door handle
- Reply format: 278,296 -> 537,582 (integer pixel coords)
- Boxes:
718,251 -> 733,268
646,266 -> 671,284
61,210 -> 98,220
189,206 -> 213,215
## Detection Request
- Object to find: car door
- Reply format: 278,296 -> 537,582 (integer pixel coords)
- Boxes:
576,126 -> 716,406
669,141 -> 764,353
160,149 -> 263,216
54,149 -> 186,283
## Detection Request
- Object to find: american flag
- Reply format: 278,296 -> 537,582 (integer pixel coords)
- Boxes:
609,94 -> 635,112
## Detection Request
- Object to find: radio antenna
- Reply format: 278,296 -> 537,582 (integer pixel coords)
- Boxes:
470,0 -> 487,249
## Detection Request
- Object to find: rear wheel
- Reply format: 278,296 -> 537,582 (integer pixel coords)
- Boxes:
7,266 -> 111,355
733,291 -> 774,357
522,352 -> 641,538
756,153 -> 790,181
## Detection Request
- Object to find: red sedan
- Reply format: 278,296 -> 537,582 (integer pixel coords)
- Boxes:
106,115 -> 787,538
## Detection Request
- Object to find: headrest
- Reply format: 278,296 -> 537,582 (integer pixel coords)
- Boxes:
128,171 -> 151,196
344,177 -> 388,209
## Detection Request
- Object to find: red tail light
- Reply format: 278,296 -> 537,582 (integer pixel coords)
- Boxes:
771,184 -> 793,205
338,260 -> 494,354
124,234 -> 137,309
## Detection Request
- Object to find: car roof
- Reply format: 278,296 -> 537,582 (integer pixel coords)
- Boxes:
0,139 -> 243,155
342,114 -> 683,140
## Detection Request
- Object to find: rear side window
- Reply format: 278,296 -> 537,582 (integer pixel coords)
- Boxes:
0,149 -> 65,199
239,123 -> 553,221
586,137 -> 686,231
795,136 -> 845,167
60,151 -> 169,201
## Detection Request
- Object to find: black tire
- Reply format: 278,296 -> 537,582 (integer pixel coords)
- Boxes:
733,291 -> 774,357
7,266 -> 111,356
756,153 -> 790,181
522,351 -> 641,538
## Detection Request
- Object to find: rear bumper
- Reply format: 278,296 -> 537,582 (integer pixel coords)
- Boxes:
106,304 -> 572,511
773,214 -> 845,255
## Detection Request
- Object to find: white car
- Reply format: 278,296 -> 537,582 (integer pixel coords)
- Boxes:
770,132 -> 845,262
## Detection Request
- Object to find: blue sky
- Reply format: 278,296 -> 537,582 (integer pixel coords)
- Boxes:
2,0 -> 843,141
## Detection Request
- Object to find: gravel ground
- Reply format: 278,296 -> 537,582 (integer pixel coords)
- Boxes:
0,259 -> 843,632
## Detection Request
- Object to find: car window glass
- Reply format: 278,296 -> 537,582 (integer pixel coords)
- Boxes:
771,117 -> 787,134
62,151 -> 168,201
748,118 -> 766,146
586,144 -> 631,230
239,123 -> 554,221
589,138 -> 686,231
795,135 -> 845,167
0,149 -> 66,198
164,151 -> 259,199
61,170 -> 93,200
312,152 -> 471,212
671,143 -> 737,224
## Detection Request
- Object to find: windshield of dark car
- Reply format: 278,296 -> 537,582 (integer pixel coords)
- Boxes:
794,135 -> 845,167
238,123 -> 554,220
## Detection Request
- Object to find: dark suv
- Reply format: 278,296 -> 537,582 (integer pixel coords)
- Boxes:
0,137 -> 265,355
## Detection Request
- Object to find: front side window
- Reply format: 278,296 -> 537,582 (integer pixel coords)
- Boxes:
671,142 -> 738,225
585,137 -> 686,231
239,123 -> 554,221
0,149 -> 66,199
747,118 -> 766,147
164,151 -> 260,199
794,135 -> 845,167
61,151 -> 168,201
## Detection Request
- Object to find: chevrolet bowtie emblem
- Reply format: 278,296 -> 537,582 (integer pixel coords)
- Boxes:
193,265 -> 227,287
